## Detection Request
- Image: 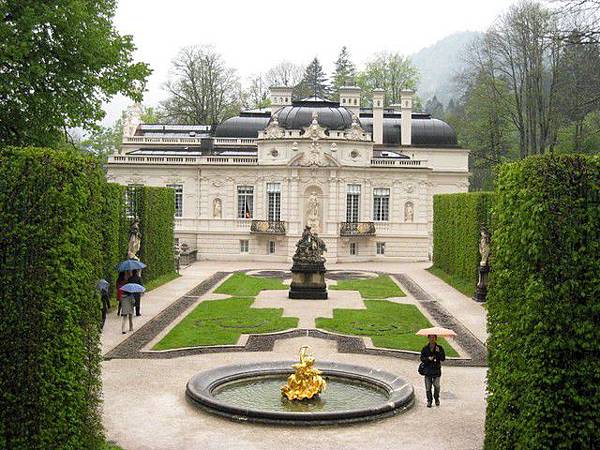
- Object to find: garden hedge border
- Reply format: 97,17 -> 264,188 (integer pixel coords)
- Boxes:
0,147 -> 105,449
432,192 -> 494,294
485,154 -> 599,449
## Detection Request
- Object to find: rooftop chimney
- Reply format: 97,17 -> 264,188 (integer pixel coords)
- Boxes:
372,89 -> 384,145
400,89 -> 414,146
270,86 -> 293,115
339,86 -> 361,117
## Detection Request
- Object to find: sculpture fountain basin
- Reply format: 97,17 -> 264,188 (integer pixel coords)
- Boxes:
186,361 -> 414,425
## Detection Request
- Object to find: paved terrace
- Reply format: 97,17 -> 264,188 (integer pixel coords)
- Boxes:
102,261 -> 487,450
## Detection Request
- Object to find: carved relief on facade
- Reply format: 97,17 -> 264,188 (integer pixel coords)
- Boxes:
263,115 -> 285,139
303,111 -> 328,140
404,201 -> 414,222
213,198 -> 222,218
345,115 -> 370,141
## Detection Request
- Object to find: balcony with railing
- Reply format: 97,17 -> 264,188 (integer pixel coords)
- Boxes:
339,222 -> 376,237
250,220 -> 286,235
371,158 -> 427,167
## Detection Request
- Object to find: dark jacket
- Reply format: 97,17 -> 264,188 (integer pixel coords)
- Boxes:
420,343 -> 446,377
128,273 -> 143,300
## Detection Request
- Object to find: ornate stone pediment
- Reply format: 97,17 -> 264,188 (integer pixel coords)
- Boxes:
289,141 -> 340,168
345,115 -> 370,141
302,112 -> 328,141
263,115 -> 285,139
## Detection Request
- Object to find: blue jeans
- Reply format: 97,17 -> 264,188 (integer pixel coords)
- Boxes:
424,376 -> 440,403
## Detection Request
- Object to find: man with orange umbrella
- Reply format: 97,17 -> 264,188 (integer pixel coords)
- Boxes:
417,327 -> 455,408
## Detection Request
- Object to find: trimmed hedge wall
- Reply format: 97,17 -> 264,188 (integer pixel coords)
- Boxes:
432,192 -> 494,292
0,148 -> 104,448
100,183 -> 127,293
137,186 -> 175,284
485,154 -> 599,449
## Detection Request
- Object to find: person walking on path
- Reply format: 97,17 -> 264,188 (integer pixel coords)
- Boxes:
420,334 -> 445,407
119,290 -> 135,334
128,269 -> 143,316
116,271 -> 129,316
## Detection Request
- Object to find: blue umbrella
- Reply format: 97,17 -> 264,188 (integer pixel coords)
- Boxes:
121,283 -> 146,294
96,279 -> 109,293
117,259 -> 146,272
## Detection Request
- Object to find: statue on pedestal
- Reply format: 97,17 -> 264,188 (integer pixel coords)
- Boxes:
127,219 -> 142,260
474,226 -> 491,303
289,226 -> 328,300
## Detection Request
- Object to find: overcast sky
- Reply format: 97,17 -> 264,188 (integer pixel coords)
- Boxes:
102,0 -> 517,125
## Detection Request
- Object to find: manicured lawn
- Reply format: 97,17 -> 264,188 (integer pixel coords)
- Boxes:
427,266 -> 475,298
214,272 -> 287,297
145,271 -> 180,292
330,275 -> 405,298
153,297 -> 298,349
316,300 -> 458,356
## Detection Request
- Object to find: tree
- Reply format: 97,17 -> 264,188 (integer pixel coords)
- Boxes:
265,61 -> 304,88
448,71 -> 517,190
295,58 -> 331,99
245,74 -> 271,109
331,46 -> 357,99
159,45 -> 241,125
0,0 -> 151,147
466,2 -> 562,157
356,52 -> 419,106
424,95 -> 445,118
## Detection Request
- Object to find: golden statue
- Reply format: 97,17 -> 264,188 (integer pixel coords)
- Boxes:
281,346 -> 326,401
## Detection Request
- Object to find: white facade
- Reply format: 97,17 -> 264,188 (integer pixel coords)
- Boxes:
107,93 -> 469,262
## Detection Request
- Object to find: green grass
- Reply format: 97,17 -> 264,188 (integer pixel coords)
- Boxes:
214,272 -> 287,297
153,297 -> 298,349
145,271 -> 180,292
331,275 -> 405,298
316,300 -> 458,356
102,442 -> 123,450
427,266 -> 475,298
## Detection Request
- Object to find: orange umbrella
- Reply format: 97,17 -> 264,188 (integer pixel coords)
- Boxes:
416,326 -> 456,337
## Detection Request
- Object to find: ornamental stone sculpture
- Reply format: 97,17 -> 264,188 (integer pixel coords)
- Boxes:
213,198 -> 222,218
474,225 -> 491,303
127,219 -> 142,260
404,202 -> 414,222
289,226 -> 328,299
306,191 -> 320,232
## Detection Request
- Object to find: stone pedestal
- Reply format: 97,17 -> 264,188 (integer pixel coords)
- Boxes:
289,259 -> 328,300
473,264 -> 490,303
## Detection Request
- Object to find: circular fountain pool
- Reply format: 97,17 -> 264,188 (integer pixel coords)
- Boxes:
186,361 -> 414,425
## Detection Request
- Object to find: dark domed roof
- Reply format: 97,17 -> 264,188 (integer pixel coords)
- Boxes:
360,116 -> 458,147
272,97 -> 357,131
215,114 -> 270,138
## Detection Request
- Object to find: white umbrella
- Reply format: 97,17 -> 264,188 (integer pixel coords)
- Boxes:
416,326 -> 456,337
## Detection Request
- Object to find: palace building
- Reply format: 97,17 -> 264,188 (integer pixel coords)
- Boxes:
106,87 -> 469,262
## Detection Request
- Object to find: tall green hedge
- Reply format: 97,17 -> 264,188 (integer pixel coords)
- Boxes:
0,148 -> 104,449
137,186 -> 175,284
100,183 -> 127,292
485,154 -> 599,449
432,192 -> 495,291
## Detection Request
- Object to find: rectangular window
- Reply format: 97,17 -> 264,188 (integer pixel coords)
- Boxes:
125,184 -> 143,219
237,186 -> 254,219
267,183 -> 281,222
373,188 -> 390,221
346,184 -> 361,222
350,242 -> 357,256
377,242 -> 386,255
268,241 -> 276,254
167,184 -> 183,218
240,240 -> 249,253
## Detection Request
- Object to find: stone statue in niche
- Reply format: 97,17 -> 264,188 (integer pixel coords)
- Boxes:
306,191 -> 320,232
474,225 -> 491,303
479,226 -> 491,267
404,202 -> 414,222
127,219 -> 142,260
213,198 -> 222,218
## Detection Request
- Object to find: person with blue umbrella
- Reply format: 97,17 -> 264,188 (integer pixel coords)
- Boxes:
119,283 -> 145,334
